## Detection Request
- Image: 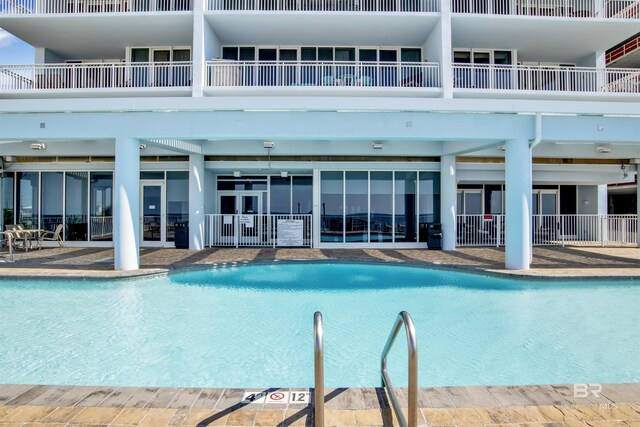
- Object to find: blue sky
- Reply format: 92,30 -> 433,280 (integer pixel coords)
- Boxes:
0,28 -> 35,64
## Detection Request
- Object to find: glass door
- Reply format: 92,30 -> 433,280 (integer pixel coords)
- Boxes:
472,51 -> 491,88
141,181 -> 166,245
279,49 -> 298,86
153,49 -> 171,87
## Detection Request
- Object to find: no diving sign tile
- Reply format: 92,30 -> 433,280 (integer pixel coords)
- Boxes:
241,391 -> 310,405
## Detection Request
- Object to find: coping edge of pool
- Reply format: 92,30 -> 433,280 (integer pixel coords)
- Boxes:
2,258 -> 640,283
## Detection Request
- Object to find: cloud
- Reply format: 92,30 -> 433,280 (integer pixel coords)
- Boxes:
0,28 -> 16,47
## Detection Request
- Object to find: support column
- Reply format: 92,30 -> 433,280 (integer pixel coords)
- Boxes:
505,139 -> 532,270
440,155 -> 456,250
189,154 -> 205,250
114,137 -> 140,270
312,169 -> 321,248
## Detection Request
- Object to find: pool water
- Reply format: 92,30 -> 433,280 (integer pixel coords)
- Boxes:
0,263 -> 638,388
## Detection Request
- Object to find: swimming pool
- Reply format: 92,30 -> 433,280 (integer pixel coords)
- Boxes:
0,263 -> 638,388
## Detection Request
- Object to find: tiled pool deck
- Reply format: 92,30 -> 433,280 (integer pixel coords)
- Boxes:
0,383 -> 639,427
1,247 -> 639,426
1,246 -> 640,279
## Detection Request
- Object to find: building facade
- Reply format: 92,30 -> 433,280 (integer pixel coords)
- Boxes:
1,0 -> 640,270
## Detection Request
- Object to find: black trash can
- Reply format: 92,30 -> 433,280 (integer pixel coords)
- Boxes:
427,223 -> 443,250
174,221 -> 189,249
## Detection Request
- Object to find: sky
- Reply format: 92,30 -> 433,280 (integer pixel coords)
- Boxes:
0,27 -> 35,64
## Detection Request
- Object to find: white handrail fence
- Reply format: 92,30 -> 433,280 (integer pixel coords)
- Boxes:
451,0 -> 640,18
0,62 -> 192,91
457,214 -> 637,247
90,216 -> 113,240
0,0 -> 192,14
207,0 -> 439,11
204,214 -> 313,247
452,64 -> 640,94
206,61 -> 441,88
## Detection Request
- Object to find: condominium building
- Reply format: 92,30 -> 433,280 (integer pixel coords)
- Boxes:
0,0 -> 639,270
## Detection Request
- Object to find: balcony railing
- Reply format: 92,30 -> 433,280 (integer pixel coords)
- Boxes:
451,0 -> 639,17
452,64 -> 640,94
0,0 -> 192,14
204,214 -> 313,247
607,35 -> 640,64
207,0 -> 439,11
206,61 -> 441,89
457,214 -> 638,247
0,62 -> 192,91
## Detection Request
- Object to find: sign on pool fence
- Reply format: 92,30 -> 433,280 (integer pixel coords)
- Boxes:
277,219 -> 304,246
241,391 -> 310,404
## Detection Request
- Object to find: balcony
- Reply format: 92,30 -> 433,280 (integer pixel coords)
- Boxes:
204,60 -> 442,96
0,62 -> 193,97
451,0 -> 639,17
452,63 -> 640,98
207,0 -> 438,11
0,0 -> 192,14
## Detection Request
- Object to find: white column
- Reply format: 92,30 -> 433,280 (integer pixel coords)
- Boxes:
189,154 -> 205,250
191,0 -> 205,97
505,138 -> 532,270
312,169 -> 321,248
440,154 -> 456,250
114,137 -> 140,270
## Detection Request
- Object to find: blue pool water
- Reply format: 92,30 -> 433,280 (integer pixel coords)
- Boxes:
0,263 -> 639,388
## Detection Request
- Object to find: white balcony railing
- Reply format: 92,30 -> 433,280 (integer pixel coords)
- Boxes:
451,0 -> 640,17
207,0 -> 439,11
206,61 -> 441,89
0,0 -> 192,14
452,64 -> 640,94
457,214 -> 637,247
204,214 -> 313,247
0,62 -> 192,91
90,216 -> 113,241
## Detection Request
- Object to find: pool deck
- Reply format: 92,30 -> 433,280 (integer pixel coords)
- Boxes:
0,383 -> 638,427
1,246 -> 640,279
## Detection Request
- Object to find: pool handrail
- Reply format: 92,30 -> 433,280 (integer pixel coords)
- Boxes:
314,311 -> 324,427
380,311 -> 418,427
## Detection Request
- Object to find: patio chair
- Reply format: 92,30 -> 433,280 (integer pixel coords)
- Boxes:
38,224 -> 64,249
4,225 -> 30,251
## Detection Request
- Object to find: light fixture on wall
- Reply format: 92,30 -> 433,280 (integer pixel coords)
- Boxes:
372,141 -> 383,150
280,171 -> 288,178
263,141 -> 275,149
29,142 -> 46,150
233,171 -> 242,178
139,143 -> 147,150
621,160 -> 629,179
497,145 -> 506,151
596,145 -> 611,154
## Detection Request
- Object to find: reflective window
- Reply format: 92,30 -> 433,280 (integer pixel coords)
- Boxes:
292,176 -> 312,215
65,172 -> 88,241
345,171 -> 368,243
41,172 -> 64,233
320,171 -> 343,242
90,172 -> 113,241
166,171 -> 189,242
370,171 -> 393,243
394,171 -> 417,242
2,173 -> 14,228
419,171 -> 440,225
270,176 -> 291,214
16,172 -> 39,229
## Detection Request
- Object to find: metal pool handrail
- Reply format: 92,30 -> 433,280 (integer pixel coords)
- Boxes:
314,311 -> 324,427
380,311 -> 418,427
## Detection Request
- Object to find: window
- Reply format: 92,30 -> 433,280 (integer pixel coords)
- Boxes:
270,176 -> 291,214
16,172 -> 39,229
90,172 -> 113,241
2,173 -> 14,228
394,171 -> 417,242
345,171 -> 368,242
41,172 -> 63,233
370,171 -> 393,243
320,171 -> 344,242
65,172 -> 88,241
166,171 -> 189,242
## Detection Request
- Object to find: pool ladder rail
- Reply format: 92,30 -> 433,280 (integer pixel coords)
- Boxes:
313,310 -> 418,427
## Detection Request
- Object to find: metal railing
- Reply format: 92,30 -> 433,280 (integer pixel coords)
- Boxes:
456,214 -> 638,247
451,0 -> 640,17
90,216 -> 113,241
204,214 -> 313,247
206,61 -> 441,89
607,35 -> 640,64
207,0 -> 439,11
380,311 -> 418,427
314,312 -> 324,427
0,0 -> 192,14
1,62 -> 192,91
452,64 -> 640,94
